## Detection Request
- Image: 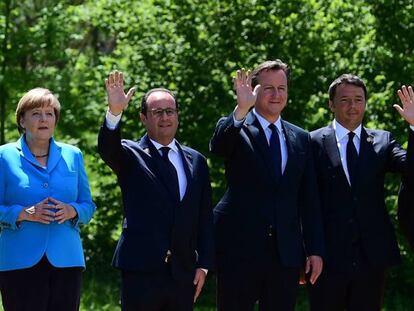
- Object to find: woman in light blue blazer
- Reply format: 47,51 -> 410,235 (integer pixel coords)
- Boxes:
0,88 -> 96,311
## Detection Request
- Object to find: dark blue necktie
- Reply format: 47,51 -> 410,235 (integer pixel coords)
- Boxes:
346,131 -> 358,186
268,124 -> 282,181
160,147 -> 180,201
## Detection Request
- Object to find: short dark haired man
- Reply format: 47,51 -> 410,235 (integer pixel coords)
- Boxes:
309,74 -> 414,310
98,71 -> 214,311
210,59 -> 325,311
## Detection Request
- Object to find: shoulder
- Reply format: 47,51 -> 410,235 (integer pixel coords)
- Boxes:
282,120 -> 309,135
310,126 -> 330,139
0,142 -> 18,154
55,141 -> 82,155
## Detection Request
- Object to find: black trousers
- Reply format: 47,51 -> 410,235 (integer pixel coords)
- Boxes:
216,236 -> 300,311
309,243 -> 385,311
0,255 -> 83,311
121,268 -> 195,311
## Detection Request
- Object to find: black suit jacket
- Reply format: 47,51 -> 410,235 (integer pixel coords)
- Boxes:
98,121 -> 214,281
210,112 -> 324,269
311,124 -> 414,271
398,174 -> 414,251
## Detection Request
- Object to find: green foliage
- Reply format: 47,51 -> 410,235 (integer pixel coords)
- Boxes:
1,0 -> 414,309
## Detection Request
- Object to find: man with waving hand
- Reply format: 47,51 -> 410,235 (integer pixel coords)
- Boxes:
98,71 -> 214,311
210,60 -> 325,311
309,74 -> 414,311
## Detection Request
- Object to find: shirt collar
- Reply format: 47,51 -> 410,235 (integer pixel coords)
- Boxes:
253,108 -> 283,133
150,138 -> 179,154
333,119 -> 362,141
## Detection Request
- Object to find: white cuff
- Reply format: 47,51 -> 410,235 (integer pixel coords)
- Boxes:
105,109 -> 122,130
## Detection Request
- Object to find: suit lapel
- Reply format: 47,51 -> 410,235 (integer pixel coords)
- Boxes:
322,125 -> 350,187
353,128 -> 376,192
244,112 -> 277,182
176,143 -> 193,202
139,135 -> 179,202
280,121 -> 296,179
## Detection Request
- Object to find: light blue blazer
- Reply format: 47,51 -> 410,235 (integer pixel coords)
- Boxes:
0,136 -> 96,271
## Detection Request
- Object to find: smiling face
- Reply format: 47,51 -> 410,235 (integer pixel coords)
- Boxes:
254,69 -> 288,123
329,83 -> 366,131
19,105 -> 57,143
140,91 -> 178,145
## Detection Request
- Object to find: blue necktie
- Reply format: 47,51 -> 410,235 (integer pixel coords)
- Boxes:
268,124 -> 282,181
160,147 -> 180,201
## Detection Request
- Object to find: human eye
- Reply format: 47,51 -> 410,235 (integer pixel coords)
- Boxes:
153,109 -> 163,117
165,108 -> 175,116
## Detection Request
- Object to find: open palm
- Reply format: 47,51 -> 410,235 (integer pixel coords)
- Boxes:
105,71 -> 135,115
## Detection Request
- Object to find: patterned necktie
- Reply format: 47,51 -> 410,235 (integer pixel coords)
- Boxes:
160,147 -> 180,200
268,124 -> 282,181
346,131 -> 358,186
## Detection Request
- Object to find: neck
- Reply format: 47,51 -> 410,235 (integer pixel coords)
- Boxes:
25,135 -> 50,157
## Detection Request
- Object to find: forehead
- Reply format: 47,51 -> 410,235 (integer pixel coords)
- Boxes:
146,91 -> 175,108
335,83 -> 365,98
257,69 -> 287,85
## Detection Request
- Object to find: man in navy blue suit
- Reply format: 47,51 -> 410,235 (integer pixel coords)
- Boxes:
210,60 -> 325,311
98,71 -> 214,311
309,74 -> 414,310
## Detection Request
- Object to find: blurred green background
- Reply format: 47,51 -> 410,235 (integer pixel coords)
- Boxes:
1,0 -> 414,309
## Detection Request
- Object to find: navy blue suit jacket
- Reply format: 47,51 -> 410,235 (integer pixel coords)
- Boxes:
311,124 -> 414,271
98,121 -> 214,281
210,112 -> 324,269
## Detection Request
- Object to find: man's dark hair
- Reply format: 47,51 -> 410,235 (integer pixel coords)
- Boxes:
328,74 -> 367,101
140,88 -> 178,115
251,59 -> 290,88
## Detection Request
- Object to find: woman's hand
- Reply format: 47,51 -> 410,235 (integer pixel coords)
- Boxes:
17,198 -> 56,224
48,197 -> 78,224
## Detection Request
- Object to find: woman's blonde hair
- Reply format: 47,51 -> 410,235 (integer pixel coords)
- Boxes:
15,88 -> 61,134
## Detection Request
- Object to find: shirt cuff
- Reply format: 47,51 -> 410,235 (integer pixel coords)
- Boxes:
201,268 -> 208,275
410,125 -> 414,132
232,112 -> 244,127
105,109 -> 122,130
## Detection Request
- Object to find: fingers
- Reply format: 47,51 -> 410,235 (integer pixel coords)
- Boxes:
305,258 -> 311,274
48,197 -> 61,205
252,84 -> 261,97
126,87 -> 136,102
393,104 -> 404,117
193,269 -> 206,303
307,256 -> 323,285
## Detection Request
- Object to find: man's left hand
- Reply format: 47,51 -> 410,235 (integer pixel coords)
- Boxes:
305,255 -> 323,285
193,268 -> 207,303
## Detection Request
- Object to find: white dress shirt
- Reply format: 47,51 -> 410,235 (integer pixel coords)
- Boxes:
252,109 -> 288,174
332,119 -> 362,185
105,109 -> 187,200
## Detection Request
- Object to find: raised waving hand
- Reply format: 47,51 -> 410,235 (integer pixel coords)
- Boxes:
395,85 -> 414,126
233,69 -> 261,120
105,70 -> 135,115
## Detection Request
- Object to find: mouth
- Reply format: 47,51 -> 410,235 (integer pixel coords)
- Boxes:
38,126 -> 49,130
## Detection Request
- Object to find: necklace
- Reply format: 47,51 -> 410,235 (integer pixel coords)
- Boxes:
32,153 -> 49,158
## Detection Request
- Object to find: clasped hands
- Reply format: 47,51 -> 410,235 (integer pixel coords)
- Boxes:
18,197 -> 77,224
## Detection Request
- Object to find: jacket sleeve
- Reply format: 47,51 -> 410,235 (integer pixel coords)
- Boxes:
0,153 -> 25,230
196,157 -> 215,270
209,113 -> 244,158
300,133 -> 325,258
97,118 -> 125,175
69,150 -> 96,226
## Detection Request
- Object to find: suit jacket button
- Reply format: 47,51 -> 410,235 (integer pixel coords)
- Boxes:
42,182 -> 49,188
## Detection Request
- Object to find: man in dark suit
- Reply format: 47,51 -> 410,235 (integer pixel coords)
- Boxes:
309,74 -> 414,310
210,60 -> 325,311
98,71 -> 214,311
